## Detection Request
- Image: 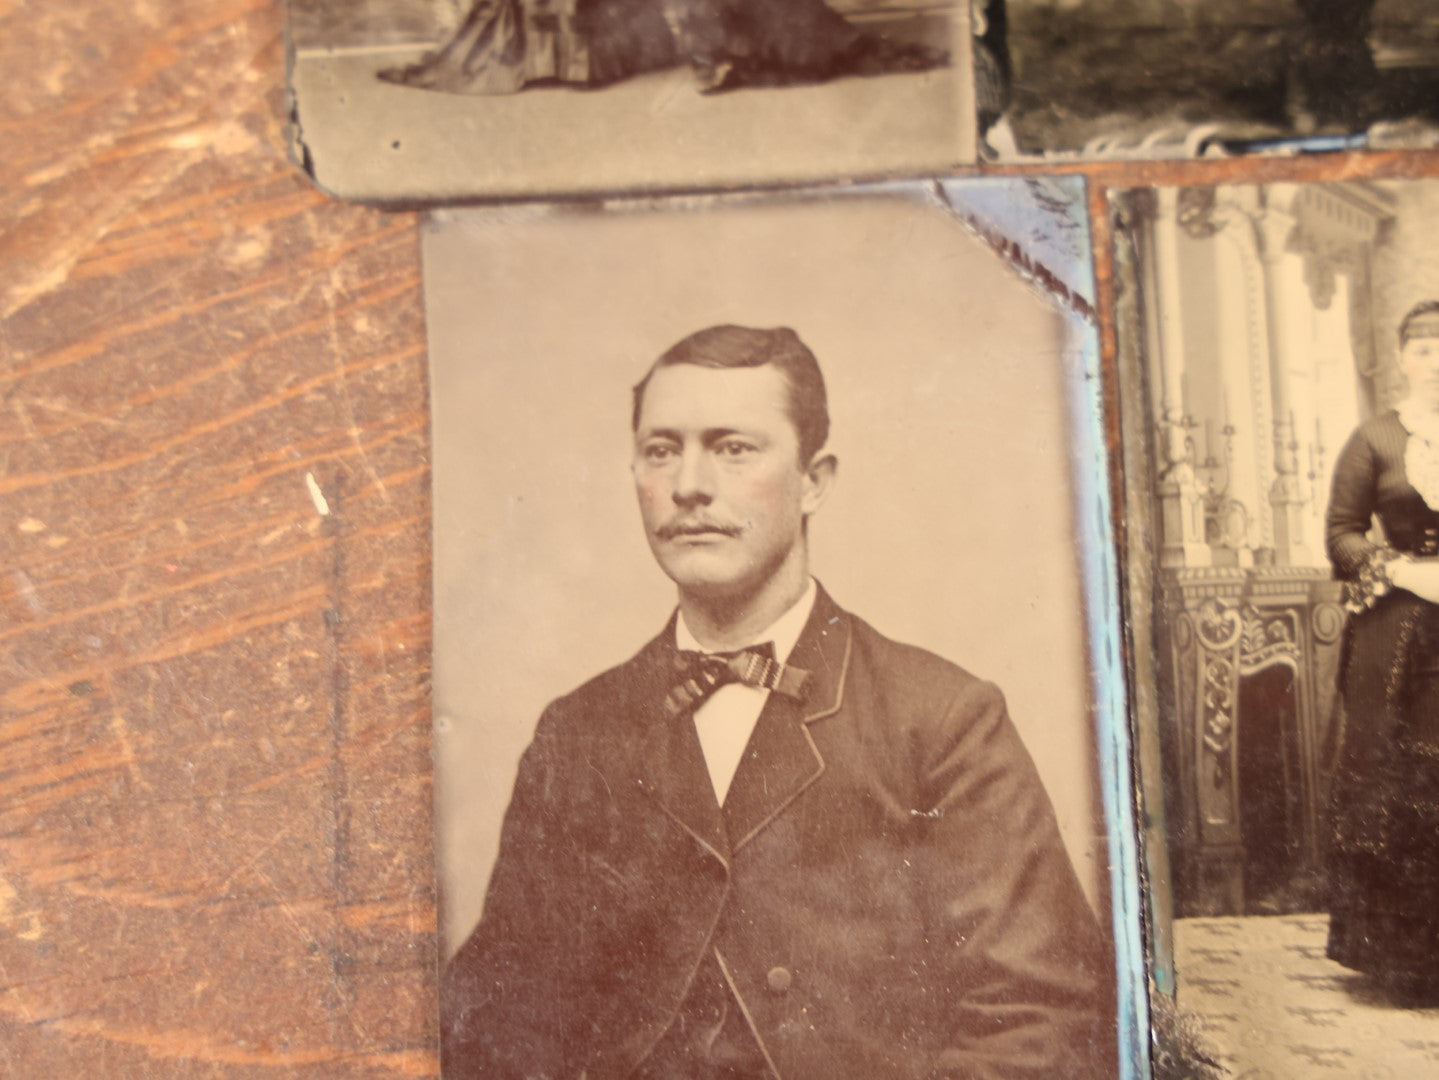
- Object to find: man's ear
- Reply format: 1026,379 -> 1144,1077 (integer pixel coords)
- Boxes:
801,453 -> 837,516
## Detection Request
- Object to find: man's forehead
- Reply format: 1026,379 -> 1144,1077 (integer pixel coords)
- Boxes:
636,364 -> 792,430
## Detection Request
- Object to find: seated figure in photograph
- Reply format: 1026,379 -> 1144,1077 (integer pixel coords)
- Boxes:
1326,300 -> 1439,1006
380,0 -> 947,95
440,325 -> 1115,1078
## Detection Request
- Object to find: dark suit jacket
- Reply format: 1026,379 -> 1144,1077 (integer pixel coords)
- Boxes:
442,585 -> 1116,1079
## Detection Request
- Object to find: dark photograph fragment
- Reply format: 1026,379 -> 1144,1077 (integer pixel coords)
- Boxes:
987,0 -> 1439,160
287,0 -> 975,202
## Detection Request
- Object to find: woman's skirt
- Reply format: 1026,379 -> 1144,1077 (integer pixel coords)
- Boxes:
1327,594 -> 1439,996
379,0 -> 947,96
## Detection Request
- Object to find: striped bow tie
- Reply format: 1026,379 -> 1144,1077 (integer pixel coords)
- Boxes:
664,641 -> 811,719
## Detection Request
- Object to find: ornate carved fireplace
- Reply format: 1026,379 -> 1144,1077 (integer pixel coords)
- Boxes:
1120,180 -> 1401,918
1160,567 -> 1346,916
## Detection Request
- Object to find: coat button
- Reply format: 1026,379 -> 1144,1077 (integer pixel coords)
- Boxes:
767,966 -> 793,994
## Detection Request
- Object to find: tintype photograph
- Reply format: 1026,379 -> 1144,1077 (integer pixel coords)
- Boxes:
1115,177 -> 1439,1076
424,180 -> 1140,1077
286,0 -> 974,203
985,0 -> 1439,160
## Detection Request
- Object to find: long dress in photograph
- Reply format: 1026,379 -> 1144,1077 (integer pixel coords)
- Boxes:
1324,409 -> 1439,996
379,0 -> 948,95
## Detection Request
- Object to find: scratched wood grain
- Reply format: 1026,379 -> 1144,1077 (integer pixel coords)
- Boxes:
5,0 -> 1439,1073
0,0 -> 434,1074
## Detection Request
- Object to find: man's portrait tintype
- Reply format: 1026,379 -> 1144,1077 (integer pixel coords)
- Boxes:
425,188 -> 1129,1077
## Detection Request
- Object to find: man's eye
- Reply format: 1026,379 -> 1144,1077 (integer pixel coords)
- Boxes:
716,441 -> 756,457
643,444 -> 676,462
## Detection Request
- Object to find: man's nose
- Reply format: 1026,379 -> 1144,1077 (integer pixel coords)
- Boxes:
672,449 -> 714,507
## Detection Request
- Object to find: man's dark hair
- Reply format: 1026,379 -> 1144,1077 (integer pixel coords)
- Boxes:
1399,300 -> 1439,346
630,325 -> 830,464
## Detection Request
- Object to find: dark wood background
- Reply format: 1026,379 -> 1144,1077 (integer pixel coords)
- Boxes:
5,0 -> 1439,1073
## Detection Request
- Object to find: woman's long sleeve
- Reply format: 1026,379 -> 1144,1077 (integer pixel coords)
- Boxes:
1326,427 -> 1380,580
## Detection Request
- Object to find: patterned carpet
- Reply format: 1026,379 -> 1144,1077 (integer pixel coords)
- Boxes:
1174,915 -> 1439,1078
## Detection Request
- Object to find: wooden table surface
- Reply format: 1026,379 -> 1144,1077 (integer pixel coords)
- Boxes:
2,0 -> 433,1073
5,0 -> 1439,1074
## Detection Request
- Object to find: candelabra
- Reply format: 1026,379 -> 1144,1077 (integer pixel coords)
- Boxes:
1306,418 -> 1327,508
1183,410 -> 1237,509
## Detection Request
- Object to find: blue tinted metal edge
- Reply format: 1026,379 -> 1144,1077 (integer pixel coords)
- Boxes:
938,174 -> 1150,1079
939,176 -> 1097,309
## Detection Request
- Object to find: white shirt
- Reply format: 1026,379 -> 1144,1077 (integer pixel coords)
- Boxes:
675,578 -> 818,806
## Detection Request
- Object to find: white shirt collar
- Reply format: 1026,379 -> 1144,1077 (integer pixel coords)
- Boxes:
675,577 -> 818,664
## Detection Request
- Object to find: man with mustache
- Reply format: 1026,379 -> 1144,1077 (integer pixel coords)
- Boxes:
441,325 -> 1116,1078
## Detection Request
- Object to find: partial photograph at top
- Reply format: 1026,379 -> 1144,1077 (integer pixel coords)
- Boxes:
287,0 -> 974,203
984,0 -> 1439,160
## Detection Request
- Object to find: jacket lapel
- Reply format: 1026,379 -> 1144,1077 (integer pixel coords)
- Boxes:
635,623 -> 731,869
723,585 -> 853,854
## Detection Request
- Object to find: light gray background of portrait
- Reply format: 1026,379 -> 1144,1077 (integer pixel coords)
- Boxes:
427,192 -> 1105,953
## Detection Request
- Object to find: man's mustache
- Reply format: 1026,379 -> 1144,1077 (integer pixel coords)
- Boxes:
656,520 -> 743,540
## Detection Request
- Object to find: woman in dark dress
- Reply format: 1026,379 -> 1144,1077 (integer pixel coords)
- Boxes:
379,0 -> 947,95
1325,299 -> 1439,1004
